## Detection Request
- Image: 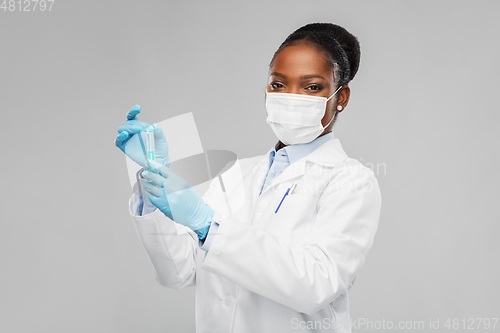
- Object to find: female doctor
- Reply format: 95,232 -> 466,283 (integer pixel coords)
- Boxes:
115,23 -> 381,333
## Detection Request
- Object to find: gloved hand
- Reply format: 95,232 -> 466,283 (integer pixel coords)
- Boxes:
115,105 -> 170,169
141,160 -> 214,239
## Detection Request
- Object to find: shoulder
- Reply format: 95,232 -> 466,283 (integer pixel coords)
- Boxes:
335,157 -> 376,178
324,157 -> 381,198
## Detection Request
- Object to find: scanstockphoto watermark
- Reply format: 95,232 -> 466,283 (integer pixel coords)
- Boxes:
290,318 -> 427,331
291,317 -> 499,331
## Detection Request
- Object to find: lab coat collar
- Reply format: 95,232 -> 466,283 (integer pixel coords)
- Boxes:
304,137 -> 349,167
254,136 -> 348,174
269,132 -> 335,167
251,137 -> 349,197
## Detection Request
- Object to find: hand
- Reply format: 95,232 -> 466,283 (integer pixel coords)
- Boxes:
141,160 -> 214,239
115,105 -> 170,168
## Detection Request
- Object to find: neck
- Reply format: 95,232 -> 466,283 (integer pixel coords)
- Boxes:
277,131 -> 332,150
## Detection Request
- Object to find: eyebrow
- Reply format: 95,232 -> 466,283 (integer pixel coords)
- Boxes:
270,72 -> 327,80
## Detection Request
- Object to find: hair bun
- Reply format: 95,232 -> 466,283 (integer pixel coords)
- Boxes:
295,23 -> 360,82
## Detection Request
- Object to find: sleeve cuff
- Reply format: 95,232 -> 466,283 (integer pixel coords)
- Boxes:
199,210 -> 221,252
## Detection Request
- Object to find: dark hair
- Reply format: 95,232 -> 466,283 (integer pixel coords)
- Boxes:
269,23 -> 361,87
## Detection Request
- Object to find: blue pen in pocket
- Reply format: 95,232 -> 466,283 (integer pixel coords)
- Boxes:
275,183 -> 297,213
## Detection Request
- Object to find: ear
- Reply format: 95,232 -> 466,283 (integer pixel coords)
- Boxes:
336,85 -> 351,112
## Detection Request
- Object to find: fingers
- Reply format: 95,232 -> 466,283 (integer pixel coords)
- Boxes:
146,195 -> 173,220
152,123 -> 167,140
141,170 -> 164,187
115,131 -> 129,147
148,159 -> 174,178
143,169 -> 182,194
151,123 -> 170,168
142,181 -> 163,198
115,122 -> 149,150
127,105 -> 141,120
146,195 -> 162,209
118,124 -> 148,135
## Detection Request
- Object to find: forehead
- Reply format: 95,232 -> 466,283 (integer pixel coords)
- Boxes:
270,41 -> 333,79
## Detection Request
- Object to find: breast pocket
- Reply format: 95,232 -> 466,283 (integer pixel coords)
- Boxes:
266,193 -> 318,245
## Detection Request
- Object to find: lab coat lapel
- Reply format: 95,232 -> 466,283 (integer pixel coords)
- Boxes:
213,147 -> 273,223
256,138 -> 349,195
262,160 -> 307,194
305,137 -> 349,167
249,148 -> 274,208
244,138 -> 348,222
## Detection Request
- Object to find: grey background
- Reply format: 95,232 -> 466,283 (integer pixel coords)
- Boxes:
1,0 -> 499,332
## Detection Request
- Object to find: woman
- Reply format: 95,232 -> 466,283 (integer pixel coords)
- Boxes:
115,23 -> 381,333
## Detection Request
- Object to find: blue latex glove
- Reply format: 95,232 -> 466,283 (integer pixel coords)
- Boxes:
115,105 -> 170,168
141,160 -> 214,239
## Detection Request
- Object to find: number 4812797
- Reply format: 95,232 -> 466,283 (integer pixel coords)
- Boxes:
1,0 -> 55,11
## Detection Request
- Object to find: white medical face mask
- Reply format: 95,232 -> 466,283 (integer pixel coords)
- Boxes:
265,86 -> 342,145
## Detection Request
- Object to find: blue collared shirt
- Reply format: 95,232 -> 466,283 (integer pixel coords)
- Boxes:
200,131 -> 335,251
260,132 -> 335,195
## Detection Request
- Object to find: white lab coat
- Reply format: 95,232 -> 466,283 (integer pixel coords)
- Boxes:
128,137 -> 381,333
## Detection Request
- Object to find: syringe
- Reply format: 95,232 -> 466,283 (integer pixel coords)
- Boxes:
137,127 -> 155,171
145,129 -> 155,161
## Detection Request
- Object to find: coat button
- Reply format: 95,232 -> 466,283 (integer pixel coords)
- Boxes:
224,296 -> 233,306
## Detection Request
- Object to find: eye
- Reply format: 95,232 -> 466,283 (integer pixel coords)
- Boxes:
306,84 -> 322,91
270,82 -> 285,90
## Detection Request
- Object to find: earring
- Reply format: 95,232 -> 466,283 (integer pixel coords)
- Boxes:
337,105 -> 343,111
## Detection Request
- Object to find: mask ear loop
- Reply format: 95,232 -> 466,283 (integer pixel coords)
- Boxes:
322,111 -> 336,130
326,85 -> 343,101
323,85 -> 343,130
